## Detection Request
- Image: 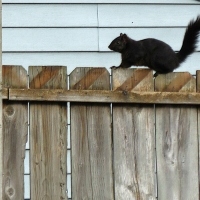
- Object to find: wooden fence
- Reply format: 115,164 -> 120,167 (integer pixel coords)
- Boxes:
2,65 -> 200,200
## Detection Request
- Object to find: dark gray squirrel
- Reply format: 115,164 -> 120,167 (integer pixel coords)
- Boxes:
108,15 -> 200,77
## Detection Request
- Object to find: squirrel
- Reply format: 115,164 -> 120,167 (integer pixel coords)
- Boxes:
108,15 -> 200,77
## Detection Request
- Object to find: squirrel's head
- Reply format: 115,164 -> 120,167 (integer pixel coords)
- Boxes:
108,33 -> 128,52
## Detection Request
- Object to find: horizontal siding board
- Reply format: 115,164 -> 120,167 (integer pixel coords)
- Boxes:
3,28 -> 98,51
3,27 -> 200,52
3,4 -> 200,27
3,52 -> 200,75
99,28 -> 200,51
2,0 -> 200,3
98,5 -> 200,27
3,4 -> 98,27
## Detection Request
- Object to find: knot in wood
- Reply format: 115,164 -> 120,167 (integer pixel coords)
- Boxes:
6,186 -> 15,197
5,106 -> 15,117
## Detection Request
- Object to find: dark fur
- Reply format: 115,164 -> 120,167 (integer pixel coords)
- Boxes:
108,16 -> 200,77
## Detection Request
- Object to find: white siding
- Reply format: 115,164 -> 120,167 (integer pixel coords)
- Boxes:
98,5 -> 200,27
2,0 -> 200,4
3,28 -> 99,51
24,175 -> 30,199
4,27 -> 200,52
3,4 -> 98,27
24,150 -> 29,174
3,4 -> 200,27
2,2 -> 200,200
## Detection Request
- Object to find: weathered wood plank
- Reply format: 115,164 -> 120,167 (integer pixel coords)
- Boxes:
2,65 -> 28,200
7,88 -> 200,104
1,88 -> 8,99
112,68 -> 156,199
196,70 -> 200,200
29,66 -> 68,200
196,70 -> 200,92
155,72 -> 199,200
70,67 -> 114,200
0,5 -> 2,199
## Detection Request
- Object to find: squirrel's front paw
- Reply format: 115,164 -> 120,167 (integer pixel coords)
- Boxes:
110,66 -> 117,69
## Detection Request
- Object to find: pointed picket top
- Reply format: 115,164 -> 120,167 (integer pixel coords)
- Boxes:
3,65 -> 27,89
69,67 -> 110,90
112,68 -> 153,91
155,72 -> 196,92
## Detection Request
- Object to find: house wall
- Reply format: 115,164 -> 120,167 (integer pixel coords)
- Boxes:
2,1 -> 200,199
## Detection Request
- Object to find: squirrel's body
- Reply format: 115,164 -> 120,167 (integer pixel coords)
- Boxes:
108,16 -> 200,77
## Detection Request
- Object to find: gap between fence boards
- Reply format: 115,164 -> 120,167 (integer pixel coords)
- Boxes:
1,88 -> 200,104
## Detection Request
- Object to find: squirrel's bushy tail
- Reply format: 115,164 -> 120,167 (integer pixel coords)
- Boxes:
177,15 -> 200,63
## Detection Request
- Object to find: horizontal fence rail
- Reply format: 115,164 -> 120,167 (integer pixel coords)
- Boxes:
2,89 -> 200,104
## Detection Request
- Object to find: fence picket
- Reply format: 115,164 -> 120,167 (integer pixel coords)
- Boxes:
112,68 -> 156,200
2,65 -> 28,200
155,72 -> 199,200
70,67 -> 114,200
29,66 -> 68,200
196,70 -> 200,200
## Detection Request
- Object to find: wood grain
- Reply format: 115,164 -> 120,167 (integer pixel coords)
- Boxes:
0,5 -> 2,199
29,66 -> 68,200
155,72 -> 199,200
2,65 -> 28,200
196,70 -> 200,93
70,67 -> 113,200
112,68 -> 156,199
8,88 -> 200,104
196,70 -> 200,200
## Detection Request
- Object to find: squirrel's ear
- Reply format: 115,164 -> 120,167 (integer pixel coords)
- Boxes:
123,34 -> 127,38
120,33 -> 123,37
123,34 -> 127,40
122,34 -> 128,42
